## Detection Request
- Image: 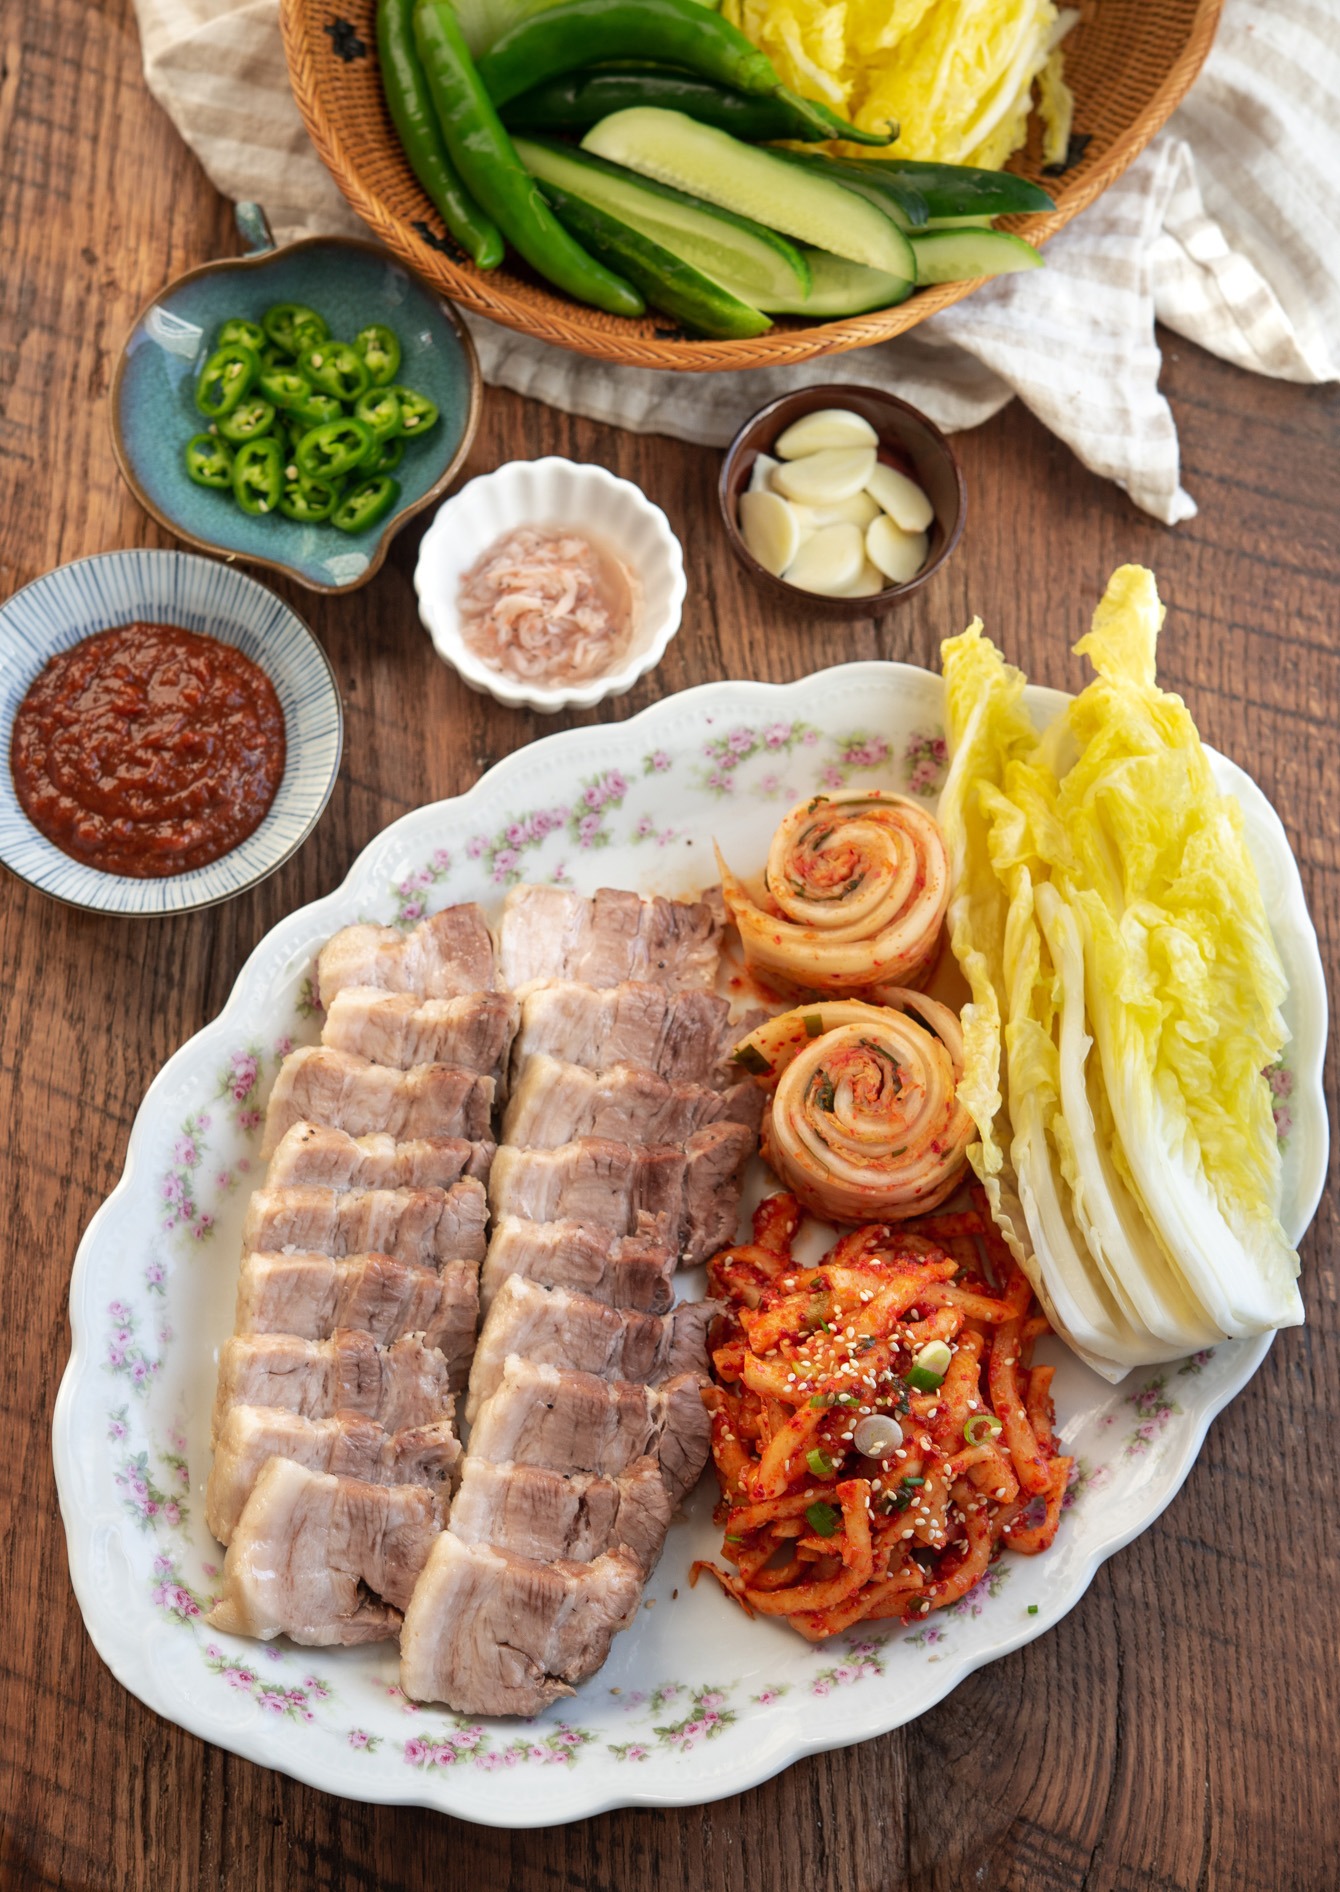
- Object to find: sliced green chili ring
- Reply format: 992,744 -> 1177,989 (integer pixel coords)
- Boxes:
386,385 -> 439,436
194,341 -> 260,418
298,340 -> 372,403
805,1501 -> 840,1539
216,317 -> 266,351
295,417 -> 377,480
290,390 -> 345,430
262,302 -> 329,356
353,386 -> 404,443
232,437 -> 284,517
805,1447 -> 835,1479
279,474 -> 342,523
217,397 -> 277,443
184,432 -> 234,489
369,435 -> 405,475
258,366 -> 315,412
354,323 -> 402,386
261,341 -> 296,370
331,475 -> 401,534
963,1414 -> 1003,1446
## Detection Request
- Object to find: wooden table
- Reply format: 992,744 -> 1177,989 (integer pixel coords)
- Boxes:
1,4 -> 1336,1887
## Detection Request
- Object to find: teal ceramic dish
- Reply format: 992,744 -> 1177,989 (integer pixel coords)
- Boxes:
111,207 -> 481,594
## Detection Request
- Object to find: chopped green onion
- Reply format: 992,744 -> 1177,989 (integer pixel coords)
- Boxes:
964,1414 -> 1004,1446
802,1013 -> 825,1038
732,1042 -> 771,1076
809,1392 -> 836,1409
906,1339 -> 951,1392
724,1534 -> 743,1544
904,1366 -> 942,1393
805,1447 -> 835,1478
805,1501 -> 840,1538
1027,1604 -> 1039,1615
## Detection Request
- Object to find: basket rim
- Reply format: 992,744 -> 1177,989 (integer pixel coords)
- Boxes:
279,0 -> 1224,373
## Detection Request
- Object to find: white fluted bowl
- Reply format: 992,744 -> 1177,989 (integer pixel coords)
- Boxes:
413,457 -> 686,714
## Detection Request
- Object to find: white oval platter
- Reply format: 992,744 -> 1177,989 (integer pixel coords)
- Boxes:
52,662 -> 1328,1827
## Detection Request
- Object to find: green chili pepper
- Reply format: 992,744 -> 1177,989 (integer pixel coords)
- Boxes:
290,390 -> 345,430
258,366 -> 315,411
216,317 -> 267,351
331,475 -> 401,534
184,432 -> 234,489
217,397 -> 277,443
297,339 -> 371,403
353,387 -> 404,443
480,0 -> 771,108
195,341 -> 260,418
500,65 -> 897,146
413,2 -> 643,319
262,303 -> 329,356
377,0 -> 504,270
279,473 -> 343,523
354,323 -> 403,386
261,340 -> 296,370
295,417 -> 377,480
384,385 -> 438,436
232,437 -> 284,516
369,435 -> 405,475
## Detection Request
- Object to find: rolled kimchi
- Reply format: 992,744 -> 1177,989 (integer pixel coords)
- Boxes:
733,994 -> 973,1222
716,789 -> 950,997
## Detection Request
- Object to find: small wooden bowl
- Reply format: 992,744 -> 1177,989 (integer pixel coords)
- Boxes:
718,387 -> 966,616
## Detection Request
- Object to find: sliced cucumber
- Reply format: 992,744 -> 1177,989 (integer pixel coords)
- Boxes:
785,153 -> 1055,220
910,228 -> 1042,285
769,149 -> 929,230
583,108 -> 915,281
535,182 -> 771,339
724,246 -> 913,317
923,214 -> 994,231
515,134 -> 809,302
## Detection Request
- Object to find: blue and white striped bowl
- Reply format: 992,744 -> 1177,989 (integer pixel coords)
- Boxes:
0,550 -> 342,915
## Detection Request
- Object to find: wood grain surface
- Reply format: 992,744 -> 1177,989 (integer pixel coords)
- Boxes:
0,3 -> 1335,1888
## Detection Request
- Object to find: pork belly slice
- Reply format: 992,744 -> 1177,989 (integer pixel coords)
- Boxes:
488,1122 -> 754,1265
237,1253 -> 478,1369
211,1331 -> 452,1444
262,1048 -> 495,1158
208,1458 -> 441,1646
502,1055 -> 763,1151
206,1405 -> 460,1545
498,885 -> 724,990
266,1122 -> 494,1191
448,1455 -> 671,1575
317,902 -> 497,1005
400,1535 -> 642,1715
323,988 -> 519,1078
511,980 -> 751,1089
481,1216 -> 677,1315
465,1276 -> 717,1421
243,1176 -> 488,1267
468,1357 -> 712,1506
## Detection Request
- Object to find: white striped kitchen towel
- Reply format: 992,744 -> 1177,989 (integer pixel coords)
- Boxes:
133,0 -> 1338,523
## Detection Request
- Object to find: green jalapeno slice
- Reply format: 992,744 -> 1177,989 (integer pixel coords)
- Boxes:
290,390 -> 345,429
295,417 -> 377,480
298,340 -> 372,403
353,324 -> 403,386
184,433 -> 235,489
279,473 -> 343,523
352,387 -> 404,443
257,366 -> 315,411
217,397 -> 277,443
232,437 -> 285,516
262,303 -> 329,356
216,317 -> 267,351
331,475 -> 401,533
369,435 -> 405,475
195,341 -> 260,418
385,386 -> 439,436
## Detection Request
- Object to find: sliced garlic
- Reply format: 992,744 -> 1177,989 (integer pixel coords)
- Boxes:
783,522 -> 865,596
771,447 -> 878,507
865,462 -> 934,534
866,514 -> 929,585
739,489 -> 802,577
793,489 -> 880,532
833,559 -> 888,598
774,407 -> 879,459
748,451 -> 780,495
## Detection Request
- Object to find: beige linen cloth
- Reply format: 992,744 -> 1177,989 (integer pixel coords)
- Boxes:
133,0 -> 1338,522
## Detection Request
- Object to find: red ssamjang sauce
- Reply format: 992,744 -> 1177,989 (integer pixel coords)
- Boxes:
11,622 -> 286,878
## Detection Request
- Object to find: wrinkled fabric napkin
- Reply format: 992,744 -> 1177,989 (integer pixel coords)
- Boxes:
133,0 -> 1339,521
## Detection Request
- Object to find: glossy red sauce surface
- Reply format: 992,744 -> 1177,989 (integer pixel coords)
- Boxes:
11,622 -> 286,878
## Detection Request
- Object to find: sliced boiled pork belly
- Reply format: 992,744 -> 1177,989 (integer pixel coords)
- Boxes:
400,1534 -> 642,1715
208,1458 -> 441,1645
211,1331 -> 453,1443
498,886 -> 724,990
236,1253 -> 479,1374
448,1456 -> 672,1575
488,1123 -> 754,1265
509,981 -> 747,1089
322,988 -> 519,1078
265,1122 -> 494,1191
261,1047 -> 494,1157
480,1216 -> 677,1315
468,1357 -> 712,1507
242,1178 -> 488,1268
502,1055 -> 763,1150
207,1406 -> 460,1545
465,1276 -> 716,1421
317,902 -> 497,1005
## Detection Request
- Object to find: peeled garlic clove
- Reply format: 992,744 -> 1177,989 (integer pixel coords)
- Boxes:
771,447 -> 878,507
748,451 -> 780,494
798,489 -> 880,531
783,522 -> 865,595
832,558 -> 888,598
774,407 -> 879,459
865,461 -> 934,533
866,513 -> 929,584
739,489 -> 801,577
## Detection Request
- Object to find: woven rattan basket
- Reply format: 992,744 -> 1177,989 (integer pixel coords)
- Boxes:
281,0 -> 1223,372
